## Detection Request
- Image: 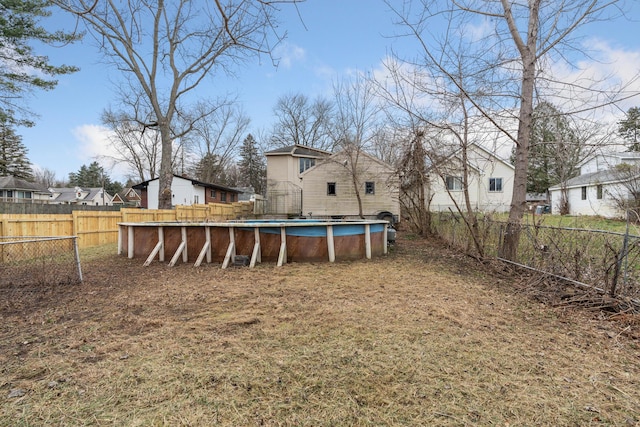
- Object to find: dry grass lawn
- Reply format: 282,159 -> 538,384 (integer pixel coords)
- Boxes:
1,234 -> 640,426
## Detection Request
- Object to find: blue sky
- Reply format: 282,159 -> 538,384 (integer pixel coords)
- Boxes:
17,0 -> 640,183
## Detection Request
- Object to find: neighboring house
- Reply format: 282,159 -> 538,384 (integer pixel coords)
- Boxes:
233,187 -> 256,202
265,144 -> 331,216
0,175 -> 51,203
49,187 -> 113,206
132,175 -> 241,209
427,144 -> 515,213
116,187 -> 142,207
265,144 -> 400,221
110,192 -> 125,206
548,151 -> 640,218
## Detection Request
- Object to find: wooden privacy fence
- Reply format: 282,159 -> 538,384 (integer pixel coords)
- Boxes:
0,202 -> 254,249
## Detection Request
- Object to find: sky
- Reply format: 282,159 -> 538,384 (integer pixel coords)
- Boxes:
16,0 -> 640,184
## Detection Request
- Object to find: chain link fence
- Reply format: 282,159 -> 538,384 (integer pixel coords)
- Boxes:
0,236 -> 82,289
433,213 -> 640,302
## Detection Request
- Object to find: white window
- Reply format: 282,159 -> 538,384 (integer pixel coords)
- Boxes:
489,178 -> 503,192
445,176 -> 463,191
299,157 -> 316,173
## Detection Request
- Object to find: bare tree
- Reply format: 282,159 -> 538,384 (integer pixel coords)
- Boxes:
331,74 -> 383,218
186,100 -> 250,184
269,93 -> 335,151
32,166 -> 59,188
397,130 -> 432,236
374,40 -> 494,257
606,163 -> 640,221
101,102 -> 161,183
385,0 -> 631,260
56,0 -> 301,209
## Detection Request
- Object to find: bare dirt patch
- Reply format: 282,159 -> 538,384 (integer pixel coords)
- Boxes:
1,234 -> 640,426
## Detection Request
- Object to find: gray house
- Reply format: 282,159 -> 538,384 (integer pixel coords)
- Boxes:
0,176 -> 51,203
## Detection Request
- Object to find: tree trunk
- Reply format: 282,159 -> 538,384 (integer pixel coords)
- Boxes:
352,173 -> 364,219
500,0 -> 540,261
158,119 -> 174,210
501,57 -> 535,259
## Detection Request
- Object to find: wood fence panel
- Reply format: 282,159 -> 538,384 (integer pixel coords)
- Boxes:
176,205 -> 208,221
72,211 -> 121,248
1,204 -> 254,248
121,208 -> 176,223
208,203 -> 235,220
0,214 -> 74,237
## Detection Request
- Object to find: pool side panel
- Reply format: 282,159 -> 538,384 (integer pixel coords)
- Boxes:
121,221 -> 387,265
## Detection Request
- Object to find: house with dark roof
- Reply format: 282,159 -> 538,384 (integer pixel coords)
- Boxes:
132,175 -> 241,209
114,187 -> 142,207
548,151 -> 640,218
48,187 -> 113,206
0,176 -> 51,203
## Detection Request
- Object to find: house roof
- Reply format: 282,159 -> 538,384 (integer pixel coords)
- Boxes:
132,175 -> 241,194
614,151 -> 640,161
111,193 -> 125,204
548,169 -> 625,191
578,151 -> 640,168
118,187 -> 141,199
0,176 -> 50,194
49,187 -> 110,203
265,144 -> 332,158
49,187 -> 80,203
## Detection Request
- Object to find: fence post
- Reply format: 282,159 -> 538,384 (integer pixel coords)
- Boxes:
611,220 -> 631,298
72,210 -> 80,242
73,236 -> 83,282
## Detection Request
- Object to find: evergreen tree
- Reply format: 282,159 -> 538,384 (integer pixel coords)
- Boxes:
237,134 -> 265,194
0,113 -> 33,180
526,102 -> 580,194
68,161 -> 122,194
1,0 -> 80,124
618,107 -> 640,151
193,153 -> 224,185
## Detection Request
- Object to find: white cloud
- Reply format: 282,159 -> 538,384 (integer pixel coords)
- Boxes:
461,16 -> 493,42
541,38 -> 640,125
72,124 -> 129,181
273,42 -> 306,69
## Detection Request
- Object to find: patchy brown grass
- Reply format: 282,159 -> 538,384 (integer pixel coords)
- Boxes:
1,234 -> 640,426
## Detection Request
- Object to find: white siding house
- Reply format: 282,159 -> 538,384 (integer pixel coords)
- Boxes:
133,175 -> 240,209
265,144 -> 400,221
548,152 -> 640,218
428,144 -> 515,213
265,145 -> 333,216
48,187 -> 113,205
300,150 -> 400,220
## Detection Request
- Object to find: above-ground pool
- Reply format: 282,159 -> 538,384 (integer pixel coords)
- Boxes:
118,219 -> 391,268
